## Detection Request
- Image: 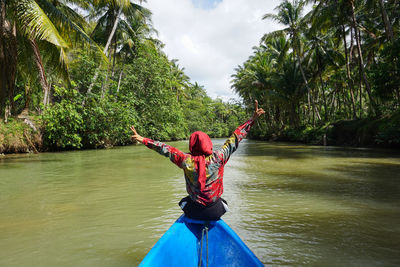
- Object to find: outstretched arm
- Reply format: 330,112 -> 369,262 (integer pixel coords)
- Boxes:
130,126 -> 187,168
216,100 -> 265,164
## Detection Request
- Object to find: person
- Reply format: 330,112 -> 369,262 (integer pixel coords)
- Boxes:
130,100 -> 265,221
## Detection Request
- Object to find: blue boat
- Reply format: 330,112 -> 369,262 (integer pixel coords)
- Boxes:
139,215 -> 264,267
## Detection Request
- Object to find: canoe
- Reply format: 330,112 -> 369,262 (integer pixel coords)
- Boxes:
139,215 -> 264,267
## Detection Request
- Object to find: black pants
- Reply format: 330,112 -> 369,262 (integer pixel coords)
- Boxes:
179,196 -> 228,221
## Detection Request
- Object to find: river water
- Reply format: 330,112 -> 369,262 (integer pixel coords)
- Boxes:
1,140 -> 400,266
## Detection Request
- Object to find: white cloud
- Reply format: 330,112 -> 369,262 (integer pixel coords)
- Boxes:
143,0 -> 284,101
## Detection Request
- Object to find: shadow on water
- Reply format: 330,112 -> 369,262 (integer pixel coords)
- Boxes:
242,161 -> 400,203
242,140 -> 400,160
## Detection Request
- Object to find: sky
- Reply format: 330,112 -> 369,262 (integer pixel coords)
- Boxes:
142,0 -> 284,101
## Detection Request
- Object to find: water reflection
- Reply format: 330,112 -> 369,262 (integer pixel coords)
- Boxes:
222,140 -> 400,266
1,141 -> 400,266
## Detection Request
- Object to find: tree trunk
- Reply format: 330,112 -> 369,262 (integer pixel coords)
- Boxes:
359,78 -> 362,118
117,70 -> 123,94
329,90 -> 336,119
24,81 -> 31,111
378,0 -> 394,42
87,6 -> 123,97
294,38 -> 321,123
0,2 -> 17,117
351,1 -> 379,116
0,0 -> 7,115
111,38 -> 117,77
335,0 -> 355,119
341,23 -> 357,118
102,21 -> 119,98
30,39 -> 50,107
101,46 -> 113,98
317,60 -> 328,121
349,26 -> 354,62
290,101 -> 299,128
378,0 -> 398,105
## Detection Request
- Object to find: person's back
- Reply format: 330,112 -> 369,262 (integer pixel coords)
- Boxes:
131,100 -> 265,220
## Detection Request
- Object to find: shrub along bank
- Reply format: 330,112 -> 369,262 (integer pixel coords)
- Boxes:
2,109 -> 399,155
1,42 -> 247,154
249,111 -> 400,148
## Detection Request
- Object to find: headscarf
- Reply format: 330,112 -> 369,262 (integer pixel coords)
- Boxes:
189,131 -> 213,193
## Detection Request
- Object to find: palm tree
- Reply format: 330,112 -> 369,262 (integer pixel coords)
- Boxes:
263,0 -> 322,123
263,0 -> 308,88
350,0 -> 380,116
168,60 -> 190,102
86,0 -> 152,96
1,0 -> 102,114
0,0 -> 17,118
188,82 -> 207,99
309,0 -> 358,118
363,0 -> 394,42
106,4 -> 156,95
304,33 -> 337,121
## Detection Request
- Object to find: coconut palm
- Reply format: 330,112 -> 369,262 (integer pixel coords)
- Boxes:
168,60 -> 190,102
263,0 -> 323,122
0,0 -> 17,117
349,0 -> 380,115
308,0 -> 358,118
86,0 -> 152,96
263,0 -> 308,88
1,0 -> 102,115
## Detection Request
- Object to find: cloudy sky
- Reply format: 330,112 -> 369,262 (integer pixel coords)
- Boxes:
143,0 -> 284,101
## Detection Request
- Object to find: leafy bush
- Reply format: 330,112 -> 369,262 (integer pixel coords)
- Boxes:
81,94 -> 139,148
41,88 -> 84,149
39,43 -> 249,152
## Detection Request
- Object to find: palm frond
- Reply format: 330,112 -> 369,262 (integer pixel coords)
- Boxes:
38,40 -> 71,83
16,0 -> 68,47
38,0 -> 108,62
262,13 -> 280,22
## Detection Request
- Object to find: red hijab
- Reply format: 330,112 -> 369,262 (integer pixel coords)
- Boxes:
189,131 -> 213,192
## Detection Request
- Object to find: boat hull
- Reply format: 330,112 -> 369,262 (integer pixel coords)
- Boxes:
139,215 -> 264,267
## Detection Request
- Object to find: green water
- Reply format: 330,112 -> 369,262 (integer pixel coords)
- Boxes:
1,140 -> 400,266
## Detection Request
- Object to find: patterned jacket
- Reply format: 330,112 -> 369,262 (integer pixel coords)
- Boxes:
143,119 -> 254,205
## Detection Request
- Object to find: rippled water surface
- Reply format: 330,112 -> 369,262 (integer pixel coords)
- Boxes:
1,140 -> 400,266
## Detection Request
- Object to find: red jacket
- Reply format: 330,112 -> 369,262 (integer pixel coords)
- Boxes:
143,119 -> 254,205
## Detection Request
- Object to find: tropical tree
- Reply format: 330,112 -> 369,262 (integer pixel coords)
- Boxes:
232,0 -> 400,143
0,0 -> 102,117
263,0 -> 308,88
85,0 -> 152,96
167,60 -> 190,102
0,0 -> 17,118
263,0 -> 323,122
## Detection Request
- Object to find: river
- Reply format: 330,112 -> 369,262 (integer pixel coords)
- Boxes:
1,140 -> 400,266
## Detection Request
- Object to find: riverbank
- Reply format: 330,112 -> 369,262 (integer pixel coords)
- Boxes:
2,111 -> 400,155
0,117 -> 42,154
271,111 -> 400,148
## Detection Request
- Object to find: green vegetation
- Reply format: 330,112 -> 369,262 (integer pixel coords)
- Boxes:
1,0 -> 399,153
232,0 -> 400,147
0,0 -> 245,153
0,117 -> 41,153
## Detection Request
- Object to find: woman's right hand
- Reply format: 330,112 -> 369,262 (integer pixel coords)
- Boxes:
251,100 -> 265,121
130,125 -> 144,143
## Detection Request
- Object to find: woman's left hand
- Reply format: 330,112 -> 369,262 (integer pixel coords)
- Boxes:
252,100 -> 265,121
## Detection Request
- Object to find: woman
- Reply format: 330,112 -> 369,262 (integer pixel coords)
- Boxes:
130,100 -> 265,220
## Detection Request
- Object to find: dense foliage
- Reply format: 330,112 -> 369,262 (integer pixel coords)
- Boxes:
2,0 -> 399,151
0,0 -> 246,151
232,0 -> 400,146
